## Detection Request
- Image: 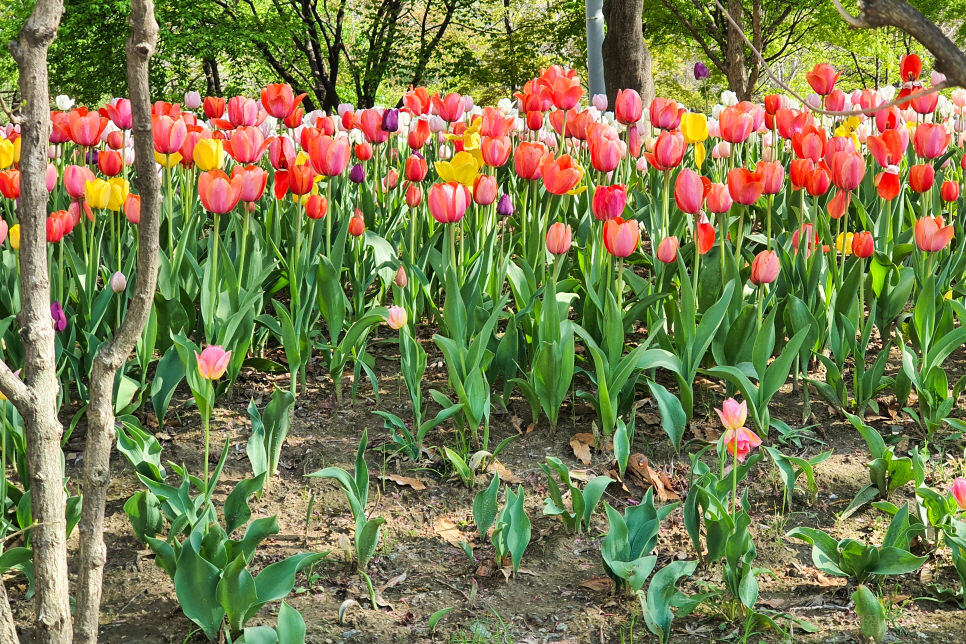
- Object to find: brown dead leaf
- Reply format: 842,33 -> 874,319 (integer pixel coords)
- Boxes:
486,460 -> 522,484
571,434 -> 592,465
380,572 -> 407,592
475,564 -> 493,577
380,474 -> 427,490
758,598 -> 785,609
434,518 -> 464,546
691,424 -> 721,443
888,595 -> 911,606
580,577 -> 613,592
639,412 -> 661,426
811,570 -> 844,587
627,454 -> 681,501
510,416 -> 524,433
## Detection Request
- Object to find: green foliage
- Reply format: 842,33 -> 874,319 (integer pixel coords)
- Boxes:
601,489 -> 677,593
540,456 -> 612,533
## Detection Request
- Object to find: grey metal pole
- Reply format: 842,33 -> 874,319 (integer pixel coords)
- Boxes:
585,0 -> 606,98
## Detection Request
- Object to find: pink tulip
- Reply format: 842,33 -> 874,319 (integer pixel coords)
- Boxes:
723,427 -> 762,463
656,236 -> 679,263
196,345 -> 232,380
385,306 -> 408,330
715,398 -> 747,431
950,478 -> 966,510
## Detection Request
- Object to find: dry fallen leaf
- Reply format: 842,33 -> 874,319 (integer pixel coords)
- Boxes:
580,577 -> 612,592
510,416 -> 524,433
758,598 -> 785,609
571,434 -> 592,465
380,572 -> 407,593
380,474 -> 427,490
434,518 -> 464,546
486,459 -> 523,484
627,454 -> 681,501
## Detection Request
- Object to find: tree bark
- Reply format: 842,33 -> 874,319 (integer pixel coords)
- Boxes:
7,0 -> 70,643
202,57 -> 222,97
601,0 -> 655,108
0,582 -> 19,644
724,0 -> 750,100
72,2 -> 161,641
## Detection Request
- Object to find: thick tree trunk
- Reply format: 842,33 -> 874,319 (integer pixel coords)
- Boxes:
725,0 -> 751,100
601,0 -> 655,108
202,58 -> 222,97
0,582 -> 19,644
73,2 -> 161,643
8,1 -> 70,643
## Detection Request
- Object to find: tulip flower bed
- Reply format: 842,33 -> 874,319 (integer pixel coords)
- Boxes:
6,57 -> 966,643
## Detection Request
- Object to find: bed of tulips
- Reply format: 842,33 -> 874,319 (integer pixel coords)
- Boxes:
5,53 -> 966,642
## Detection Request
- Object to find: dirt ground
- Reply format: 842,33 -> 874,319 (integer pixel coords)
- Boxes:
7,334 -> 966,644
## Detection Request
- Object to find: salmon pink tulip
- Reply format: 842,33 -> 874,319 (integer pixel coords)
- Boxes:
546,222 -> 572,255
603,217 -> 639,258
656,236 -> 679,263
428,182 -> 471,224
915,216 -> 954,252
723,426 -> 762,463
750,250 -> 780,285
196,346 -> 232,380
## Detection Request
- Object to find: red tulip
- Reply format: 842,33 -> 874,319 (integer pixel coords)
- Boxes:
941,180 -> 960,203
875,168 -> 901,200
309,135 -> 351,176
750,250 -> 780,285
428,182 -> 471,224
656,236 -> 679,263
867,130 -> 906,168
408,118 -> 431,150
764,94 -> 782,115
792,125 -> 826,162
909,164 -> 935,193
199,169 -> 243,214
852,231 -> 874,258
152,114 -> 188,155
226,96 -> 260,127
592,184 -> 627,221
827,189 -> 850,219
913,123 -> 950,159
727,168 -> 764,206
473,174 -> 498,206
203,97 -> 225,120
915,215 -> 954,252
261,83 -> 306,119
805,165 -> 831,197
431,92 -> 465,122
602,217 -> 639,257
806,63 -> 839,95
874,106 -> 900,133
349,211 -> 366,237
546,222 -> 572,255
405,184 -> 422,208
900,54 -> 922,82
481,136 -> 512,167
104,99 -> 132,129
706,182 -> 733,213
305,194 -> 328,220
719,106 -> 753,143
283,108 -> 304,129
647,130 -> 686,170
755,161 -> 784,195
232,165 -> 268,202
97,150 -> 123,177
68,108 -> 107,147
589,136 -> 622,173
674,169 -> 703,215
541,155 -> 583,195
0,171 -> 19,200
789,159 -> 813,190
830,151 -> 865,191
649,97 -> 679,130
269,135 -> 296,170
696,213 -> 715,254
514,141 -> 548,180
404,154 -> 428,182
615,89 -> 643,125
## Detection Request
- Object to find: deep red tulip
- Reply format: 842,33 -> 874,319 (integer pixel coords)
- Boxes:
942,180 -> 960,203
592,184 -> 627,221
696,213 -> 715,254
909,164 -> 935,193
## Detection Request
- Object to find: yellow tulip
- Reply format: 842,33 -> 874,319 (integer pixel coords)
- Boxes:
193,139 -> 225,172
155,151 -> 183,168
835,231 -> 854,255
694,141 -> 707,168
9,224 -> 19,250
295,151 -> 311,166
435,151 -> 480,187
681,112 -> 709,144
107,178 -> 129,212
0,140 -> 13,169
13,137 -> 21,164
85,179 -> 111,210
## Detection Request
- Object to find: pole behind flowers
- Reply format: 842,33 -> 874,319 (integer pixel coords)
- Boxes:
73,1 -> 162,642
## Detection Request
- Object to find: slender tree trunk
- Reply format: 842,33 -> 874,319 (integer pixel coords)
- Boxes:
73,4 -> 161,641
8,1 -> 70,643
202,58 -> 222,97
0,582 -> 19,644
601,0 -> 655,107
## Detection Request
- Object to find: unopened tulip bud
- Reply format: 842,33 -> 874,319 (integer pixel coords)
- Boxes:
349,163 -> 365,184
184,91 -> 202,110
545,222 -> 572,255
496,194 -> 514,217
592,94 -> 608,112
394,265 -> 408,288
382,108 -> 399,133
110,271 -> 127,293
386,305 -> 408,330
349,211 -> 366,237
656,236 -> 679,263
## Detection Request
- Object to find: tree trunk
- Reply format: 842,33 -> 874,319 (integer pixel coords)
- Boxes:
73,3 -> 161,641
601,0 -> 655,108
0,582 -> 19,644
724,0 -> 751,100
202,58 -> 222,97
8,1 -> 70,643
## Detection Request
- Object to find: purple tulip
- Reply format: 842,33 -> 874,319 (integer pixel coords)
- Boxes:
381,108 -> 399,133
51,302 -> 67,332
694,62 -> 710,81
497,194 -> 514,217
349,163 -> 366,184
85,149 -> 99,165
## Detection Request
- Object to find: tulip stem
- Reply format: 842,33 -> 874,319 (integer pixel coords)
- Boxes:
239,204 -> 250,286
766,195 -> 772,251
734,205 -> 745,265
210,212 -> 220,342
731,446 -> 738,519
617,257 -> 624,313
662,170 -> 671,238
166,158 -> 174,270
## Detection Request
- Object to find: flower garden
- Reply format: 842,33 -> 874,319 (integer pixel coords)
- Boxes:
4,2 -> 966,642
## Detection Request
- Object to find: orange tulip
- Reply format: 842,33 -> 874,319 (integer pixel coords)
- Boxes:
696,213 -> 716,254
727,168 -> 763,206
514,141 -> 548,180
909,164 -> 935,193
261,83 -> 306,120
915,216 -> 954,252
541,155 -> 583,195
806,63 -> 839,96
